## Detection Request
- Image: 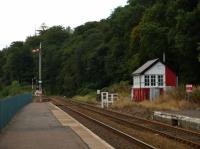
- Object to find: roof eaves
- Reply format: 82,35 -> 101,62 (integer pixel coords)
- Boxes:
132,58 -> 159,76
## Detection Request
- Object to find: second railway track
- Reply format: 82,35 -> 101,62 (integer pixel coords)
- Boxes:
50,97 -> 200,149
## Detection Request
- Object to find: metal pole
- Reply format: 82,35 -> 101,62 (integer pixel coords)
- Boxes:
32,78 -> 33,90
32,78 -> 34,95
39,42 -> 42,101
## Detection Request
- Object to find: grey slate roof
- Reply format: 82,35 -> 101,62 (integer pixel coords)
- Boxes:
132,58 -> 159,75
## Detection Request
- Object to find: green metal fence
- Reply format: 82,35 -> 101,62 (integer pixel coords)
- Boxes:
0,93 -> 32,129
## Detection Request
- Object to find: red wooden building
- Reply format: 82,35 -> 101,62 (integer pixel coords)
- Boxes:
131,58 -> 177,101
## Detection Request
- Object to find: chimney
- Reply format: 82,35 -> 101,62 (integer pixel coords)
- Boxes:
163,52 -> 166,63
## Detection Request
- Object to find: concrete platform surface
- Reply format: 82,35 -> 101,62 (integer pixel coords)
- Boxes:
49,103 -> 113,149
162,110 -> 200,118
0,102 -> 112,149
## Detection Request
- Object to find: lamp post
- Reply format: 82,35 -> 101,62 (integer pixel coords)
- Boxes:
32,42 -> 42,101
38,42 -> 42,94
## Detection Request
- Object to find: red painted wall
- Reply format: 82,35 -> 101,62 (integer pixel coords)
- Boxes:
160,88 -> 164,95
132,88 -> 150,101
132,88 -> 164,101
165,66 -> 176,87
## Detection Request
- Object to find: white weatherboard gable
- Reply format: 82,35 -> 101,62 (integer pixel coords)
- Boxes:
145,62 -> 165,75
133,62 -> 166,88
145,62 -> 166,88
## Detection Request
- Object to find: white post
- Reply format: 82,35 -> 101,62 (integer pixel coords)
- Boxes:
101,92 -> 108,108
106,94 -> 109,108
111,94 -> 114,104
101,95 -> 104,108
101,92 -> 104,108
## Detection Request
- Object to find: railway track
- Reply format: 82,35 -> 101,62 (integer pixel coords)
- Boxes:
51,98 -> 157,149
50,97 -> 200,149
69,99 -> 200,148
64,104 -> 156,149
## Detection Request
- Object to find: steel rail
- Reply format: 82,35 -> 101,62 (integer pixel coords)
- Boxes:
70,99 -> 200,137
77,103 -> 200,148
51,98 -> 200,148
53,99 -> 157,149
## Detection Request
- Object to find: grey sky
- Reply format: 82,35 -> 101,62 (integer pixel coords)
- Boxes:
0,0 -> 127,50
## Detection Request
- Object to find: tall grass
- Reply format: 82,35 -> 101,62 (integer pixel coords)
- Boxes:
73,81 -> 132,103
72,82 -> 200,111
72,91 -> 97,103
112,85 -> 200,111
165,85 -> 200,103
190,86 -> 200,102
102,81 -> 131,100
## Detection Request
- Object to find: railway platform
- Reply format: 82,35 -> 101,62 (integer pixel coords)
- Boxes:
0,102 -> 113,149
153,110 -> 200,131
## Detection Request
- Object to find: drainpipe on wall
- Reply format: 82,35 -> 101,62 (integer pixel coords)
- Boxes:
176,76 -> 178,87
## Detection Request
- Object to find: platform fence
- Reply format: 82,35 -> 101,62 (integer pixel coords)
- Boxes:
0,93 -> 32,129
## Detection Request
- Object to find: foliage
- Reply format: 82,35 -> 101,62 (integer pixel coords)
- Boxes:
0,81 -> 31,99
0,0 -> 200,97
72,91 -> 96,103
166,86 -> 200,103
190,86 -> 200,103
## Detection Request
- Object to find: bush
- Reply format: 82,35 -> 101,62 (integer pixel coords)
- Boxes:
166,85 -> 186,100
164,85 -> 200,104
0,81 -> 31,99
8,81 -> 21,96
0,88 -> 9,99
190,86 -> 200,103
77,88 -> 94,95
73,91 -> 96,103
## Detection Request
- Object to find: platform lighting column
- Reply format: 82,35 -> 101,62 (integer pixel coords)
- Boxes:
38,42 -> 42,101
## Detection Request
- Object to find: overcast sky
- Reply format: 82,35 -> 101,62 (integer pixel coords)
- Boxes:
0,0 -> 127,50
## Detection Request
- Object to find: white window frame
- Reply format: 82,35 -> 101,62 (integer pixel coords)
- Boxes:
158,75 -> 163,86
150,75 -> 156,86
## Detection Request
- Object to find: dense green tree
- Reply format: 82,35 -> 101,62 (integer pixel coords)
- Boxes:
1,42 -> 33,85
0,0 -> 200,96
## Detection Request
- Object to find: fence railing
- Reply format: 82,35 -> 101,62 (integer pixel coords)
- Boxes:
0,93 -> 32,129
101,92 -> 118,108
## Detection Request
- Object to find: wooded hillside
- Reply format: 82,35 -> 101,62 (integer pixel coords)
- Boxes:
0,0 -> 200,96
